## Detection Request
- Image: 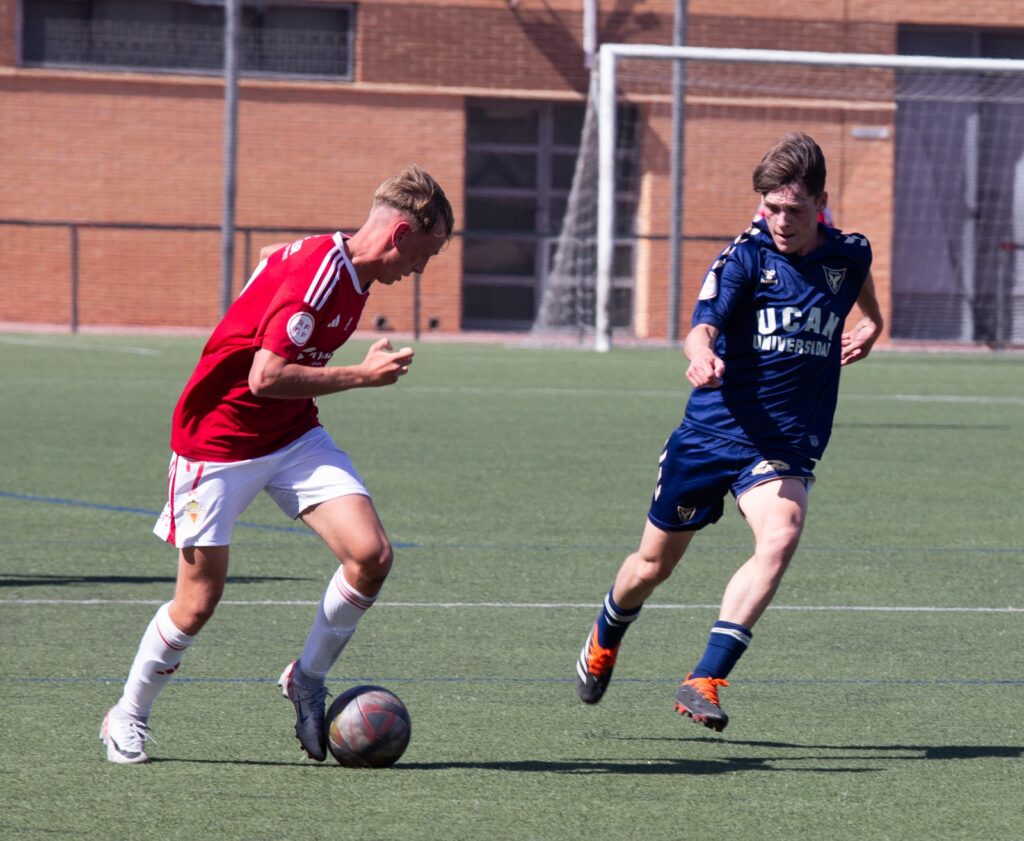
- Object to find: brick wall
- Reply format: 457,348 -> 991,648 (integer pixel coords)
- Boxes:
1,1 -> 1022,338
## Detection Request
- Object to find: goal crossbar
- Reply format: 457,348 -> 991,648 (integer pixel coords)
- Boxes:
594,44 -> 1024,351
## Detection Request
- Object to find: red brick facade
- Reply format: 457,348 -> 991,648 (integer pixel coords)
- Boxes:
2,1 -> 1023,338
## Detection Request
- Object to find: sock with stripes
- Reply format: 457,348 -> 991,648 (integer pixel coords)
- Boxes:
594,588 -> 643,649
117,601 -> 196,719
690,620 -> 753,679
298,566 -> 377,680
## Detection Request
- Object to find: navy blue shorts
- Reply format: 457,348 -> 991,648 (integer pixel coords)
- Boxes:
647,425 -> 816,532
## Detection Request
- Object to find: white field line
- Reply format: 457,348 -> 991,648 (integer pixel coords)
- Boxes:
4,370 -> 1022,405
0,335 -> 162,355
844,393 -> 1024,405
400,385 -> 1024,405
0,598 -> 1019,613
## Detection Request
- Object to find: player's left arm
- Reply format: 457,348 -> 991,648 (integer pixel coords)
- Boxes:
840,271 -> 884,366
259,242 -> 290,262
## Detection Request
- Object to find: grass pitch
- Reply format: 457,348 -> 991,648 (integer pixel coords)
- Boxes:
1,333 -> 1022,841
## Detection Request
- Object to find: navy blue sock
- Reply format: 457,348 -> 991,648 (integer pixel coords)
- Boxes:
690,621 -> 753,679
594,589 -> 642,649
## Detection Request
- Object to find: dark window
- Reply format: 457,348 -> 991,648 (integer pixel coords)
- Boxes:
462,239 -> 537,277
462,284 -> 535,322
551,153 -> 578,190
465,197 -> 537,233
462,98 -> 638,331
21,0 -> 355,79
552,103 -> 585,145
465,152 -> 538,191
466,104 -> 539,145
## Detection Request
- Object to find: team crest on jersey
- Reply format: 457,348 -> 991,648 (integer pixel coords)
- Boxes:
286,312 -> 315,346
759,268 -> 778,285
752,459 -> 790,476
824,266 -> 847,294
676,506 -> 697,523
698,271 -> 718,300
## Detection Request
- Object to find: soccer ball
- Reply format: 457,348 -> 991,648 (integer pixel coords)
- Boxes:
325,685 -> 411,768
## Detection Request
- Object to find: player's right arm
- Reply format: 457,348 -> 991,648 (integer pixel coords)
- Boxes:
248,338 -> 413,398
684,323 -> 724,388
684,234 -> 756,389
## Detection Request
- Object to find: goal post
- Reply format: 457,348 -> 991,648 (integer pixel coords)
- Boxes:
584,44 -> 1024,351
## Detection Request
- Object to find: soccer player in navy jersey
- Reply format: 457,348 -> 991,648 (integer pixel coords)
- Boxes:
100,166 -> 453,763
575,133 -> 883,730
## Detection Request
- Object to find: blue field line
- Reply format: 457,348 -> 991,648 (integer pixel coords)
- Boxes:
0,490 -> 162,518
3,675 -> 1023,687
0,490 -> 422,547
3,489 -> 1021,556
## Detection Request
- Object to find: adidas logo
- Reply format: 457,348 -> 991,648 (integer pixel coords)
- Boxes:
327,315 -> 340,328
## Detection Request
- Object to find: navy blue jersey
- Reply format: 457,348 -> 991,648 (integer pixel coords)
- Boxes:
684,219 -> 872,460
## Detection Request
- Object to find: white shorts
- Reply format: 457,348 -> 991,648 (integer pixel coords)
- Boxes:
153,426 -> 369,548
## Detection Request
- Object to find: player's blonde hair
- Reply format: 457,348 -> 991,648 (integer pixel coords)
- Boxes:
374,165 -> 454,242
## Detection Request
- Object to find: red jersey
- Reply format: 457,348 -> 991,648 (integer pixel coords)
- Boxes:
170,232 -> 369,461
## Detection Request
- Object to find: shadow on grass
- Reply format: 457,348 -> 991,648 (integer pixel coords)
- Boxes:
835,422 -> 1009,430
154,756 -> 836,774
0,573 -> 312,587
153,757 -> 314,768
147,740 -> 1023,774
624,735 -> 1024,762
394,757 -> 831,774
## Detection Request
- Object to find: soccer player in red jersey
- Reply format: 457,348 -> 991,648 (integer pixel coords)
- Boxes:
101,166 -> 454,764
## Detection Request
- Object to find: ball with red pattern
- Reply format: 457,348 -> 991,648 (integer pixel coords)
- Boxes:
325,685 -> 411,768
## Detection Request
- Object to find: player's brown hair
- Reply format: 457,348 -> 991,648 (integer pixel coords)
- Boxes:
374,165 -> 455,242
752,132 -> 827,197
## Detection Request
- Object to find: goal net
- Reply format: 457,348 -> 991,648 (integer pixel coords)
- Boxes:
536,45 -> 1024,349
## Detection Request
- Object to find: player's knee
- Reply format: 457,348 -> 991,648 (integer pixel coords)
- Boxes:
627,551 -> 675,589
348,539 -> 393,589
757,515 -> 803,552
170,595 -> 219,635
753,533 -> 800,578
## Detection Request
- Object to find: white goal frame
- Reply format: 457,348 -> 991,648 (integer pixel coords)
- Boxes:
594,44 -> 1024,351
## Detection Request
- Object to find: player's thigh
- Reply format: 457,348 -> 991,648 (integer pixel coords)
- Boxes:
614,520 -> 696,601
155,454 -> 267,548
647,426 -> 736,531
175,544 -> 230,589
264,427 -> 370,520
171,545 -> 230,631
736,477 -> 809,551
301,493 -> 391,566
636,517 -> 696,566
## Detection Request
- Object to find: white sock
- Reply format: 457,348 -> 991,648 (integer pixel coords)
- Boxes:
298,567 -> 377,680
116,602 -> 196,719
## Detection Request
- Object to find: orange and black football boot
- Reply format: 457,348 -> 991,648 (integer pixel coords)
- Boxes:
674,673 -> 729,731
575,621 -> 620,704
